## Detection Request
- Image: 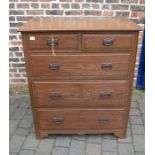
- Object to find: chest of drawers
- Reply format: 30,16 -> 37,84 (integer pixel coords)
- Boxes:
19,17 -> 140,139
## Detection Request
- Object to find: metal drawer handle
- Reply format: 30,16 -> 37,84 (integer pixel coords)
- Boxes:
103,38 -> 113,46
100,91 -> 112,98
48,63 -> 60,70
53,117 -> 64,124
50,92 -> 62,99
99,117 -> 109,124
101,63 -> 112,69
47,39 -> 59,46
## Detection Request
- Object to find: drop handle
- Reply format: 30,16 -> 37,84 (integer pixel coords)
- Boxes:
99,117 -> 109,124
47,39 -> 59,46
48,63 -> 60,70
50,92 -> 62,99
102,38 -> 113,46
101,63 -> 112,69
100,91 -> 112,98
53,117 -> 64,124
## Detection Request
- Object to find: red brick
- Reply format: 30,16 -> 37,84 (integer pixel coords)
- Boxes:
82,4 -> 90,9
10,0 -> 18,1
10,29 -> 18,34
61,3 -> 70,9
111,4 -> 129,10
17,3 -> 29,8
10,79 -> 27,83
41,3 -> 50,8
9,53 -> 14,57
121,0 -> 138,3
22,73 -> 27,77
84,10 -> 102,16
46,10 -> 63,15
9,74 -> 13,78
52,3 -> 60,9
9,58 -> 19,62
10,22 -> 23,27
10,41 -> 22,46
91,4 -> 100,9
16,16 -> 33,22
131,11 -> 138,17
102,11 -> 114,16
71,3 -> 80,9
106,0 -> 119,2
116,11 -> 129,17
20,58 -> 25,62
140,0 -> 145,4
102,4 -> 110,9
86,0 -> 103,2
9,68 -> 17,73
9,47 -> 19,51
39,0 -> 50,2
74,0 -> 84,2
9,35 -> 17,40
138,12 -> 145,18
9,10 -> 25,15
13,73 -> 21,77
18,68 -> 26,72
12,63 -> 25,68
60,0 -> 72,2
27,10 -> 44,15
20,0 -> 38,1
131,5 -> 145,11
65,10 -> 83,15
15,52 -> 23,57
31,3 -> 39,8
9,3 -> 15,9
9,16 -> 15,21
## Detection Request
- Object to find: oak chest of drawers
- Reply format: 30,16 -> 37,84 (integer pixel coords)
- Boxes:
19,17 -> 140,139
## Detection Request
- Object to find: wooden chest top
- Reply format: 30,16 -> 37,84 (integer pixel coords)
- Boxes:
18,17 -> 141,32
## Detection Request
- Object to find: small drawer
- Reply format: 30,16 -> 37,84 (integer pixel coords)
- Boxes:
30,53 -> 130,79
82,33 -> 134,50
27,33 -> 79,51
35,108 -> 125,130
33,80 -> 128,108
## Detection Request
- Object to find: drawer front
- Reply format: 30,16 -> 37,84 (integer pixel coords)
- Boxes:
82,33 -> 134,50
30,54 -> 130,79
35,108 -> 125,130
27,33 -> 79,50
33,81 -> 128,108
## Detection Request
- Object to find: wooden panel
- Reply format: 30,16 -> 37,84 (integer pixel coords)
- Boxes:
33,80 -> 129,108
30,54 -> 130,79
27,33 -> 79,50
18,17 -> 141,32
82,33 -> 134,50
35,108 -> 125,130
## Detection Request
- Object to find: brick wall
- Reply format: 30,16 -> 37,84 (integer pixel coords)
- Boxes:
9,0 -> 145,85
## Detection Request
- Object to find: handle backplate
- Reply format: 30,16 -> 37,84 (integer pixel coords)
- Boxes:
48,63 -> 60,70
103,38 -> 113,46
47,39 -> 59,46
53,117 -> 64,124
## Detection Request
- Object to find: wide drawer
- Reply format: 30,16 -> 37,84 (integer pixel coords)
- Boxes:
27,33 -> 79,51
35,108 -> 125,130
30,54 -> 130,79
33,80 -> 128,108
82,33 -> 134,50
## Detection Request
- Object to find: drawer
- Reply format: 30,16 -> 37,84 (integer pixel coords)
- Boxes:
27,33 -> 79,50
35,108 -> 125,130
33,80 -> 128,108
82,33 -> 134,50
30,54 -> 130,79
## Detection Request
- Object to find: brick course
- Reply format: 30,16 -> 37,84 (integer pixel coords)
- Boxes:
9,0 -> 145,85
